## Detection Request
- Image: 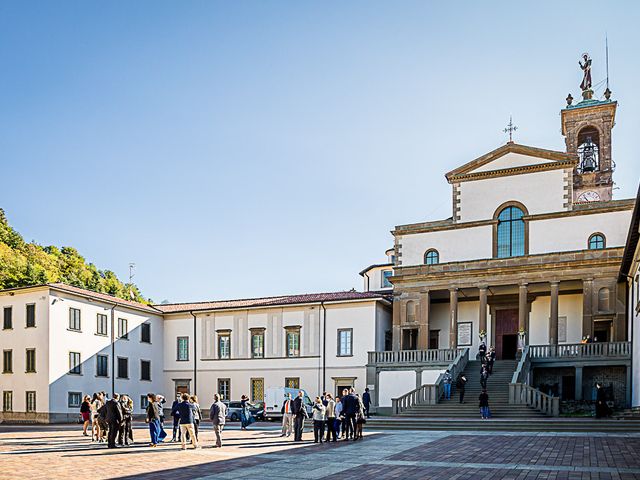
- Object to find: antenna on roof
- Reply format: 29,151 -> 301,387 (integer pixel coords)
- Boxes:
604,34 -> 612,100
128,263 -> 136,300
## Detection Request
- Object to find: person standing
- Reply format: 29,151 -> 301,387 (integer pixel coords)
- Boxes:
487,347 -> 496,375
280,393 -> 294,438
480,365 -> 489,390
119,395 -> 134,445
443,370 -> 453,400
146,393 -> 162,447
342,388 -> 358,441
240,395 -> 255,430
104,393 -> 124,448
80,395 -> 92,436
324,393 -> 336,442
334,395 -> 343,440
209,393 -> 227,448
90,393 -> 103,442
457,374 -> 467,404
479,389 -> 490,419
478,342 -> 487,361
170,393 -> 182,442
312,397 -> 326,443
362,388 -> 371,418
292,390 -> 308,442
190,395 -> 202,441
177,393 -> 199,450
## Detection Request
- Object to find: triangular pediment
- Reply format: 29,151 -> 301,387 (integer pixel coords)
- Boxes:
445,143 -> 577,183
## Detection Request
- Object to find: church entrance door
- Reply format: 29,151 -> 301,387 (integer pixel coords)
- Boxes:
495,309 -> 518,360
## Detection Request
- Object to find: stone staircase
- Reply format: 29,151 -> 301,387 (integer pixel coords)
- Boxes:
397,359 -> 545,419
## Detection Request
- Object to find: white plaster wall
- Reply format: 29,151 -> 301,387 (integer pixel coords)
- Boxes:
378,370 -> 415,407
470,152 -> 555,173
529,210 -> 633,254
529,294 -> 583,345
429,303 -> 450,349
458,169 -> 566,222
631,262 -> 640,408
0,288 -> 50,414
374,303 -> 392,351
362,266 -> 393,292
421,369 -> 445,384
399,225 -> 492,266
47,292 -> 164,414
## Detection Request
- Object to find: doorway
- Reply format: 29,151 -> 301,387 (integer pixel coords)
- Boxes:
593,321 -> 611,342
402,328 -> 418,350
429,330 -> 440,349
495,309 -> 518,360
174,379 -> 191,398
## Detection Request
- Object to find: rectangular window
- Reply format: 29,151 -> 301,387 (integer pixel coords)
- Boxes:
117,357 -> 128,379
218,332 -> 230,359
286,327 -> 301,357
96,314 -> 108,336
118,318 -> 128,339
2,350 -> 12,374
251,378 -> 264,402
3,391 -> 13,412
68,392 -> 81,408
217,378 -> 230,401
337,329 -> 353,356
177,336 -> 189,361
26,391 -> 36,413
26,304 -> 35,328
96,354 -> 108,377
140,395 -> 149,411
69,352 -> 81,375
285,377 -> 300,389
3,307 -> 12,330
381,270 -> 393,288
140,359 -> 151,381
68,308 -> 81,331
140,323 -> 151,343
251,329 -> 265,358
25,349 -> 36,373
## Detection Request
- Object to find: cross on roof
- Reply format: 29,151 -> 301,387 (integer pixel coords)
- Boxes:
503,116 -> 518,143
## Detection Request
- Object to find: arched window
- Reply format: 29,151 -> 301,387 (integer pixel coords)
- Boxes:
588,233 -> 606,250
424,249 -> 439,265
598,287 -> 610,312
496,206 -> 525,258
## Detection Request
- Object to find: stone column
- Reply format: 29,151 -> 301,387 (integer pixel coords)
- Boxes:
449,288 -> 458,349
582,278 -> 594,339
518,283 -> 528,348
392,295 -> 401,351
549,281 -> 560,345
575,366 -> 583,401
479,286 -> 488,341
418,290 -> 430,350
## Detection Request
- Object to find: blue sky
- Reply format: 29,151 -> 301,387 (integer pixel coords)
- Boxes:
1,1 -> 639,303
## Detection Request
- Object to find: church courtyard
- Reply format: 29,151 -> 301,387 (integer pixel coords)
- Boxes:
3,423 -> 640,479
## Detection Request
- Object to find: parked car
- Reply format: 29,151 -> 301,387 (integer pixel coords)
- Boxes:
224,400 -> 265,422
263,387 -> 313,421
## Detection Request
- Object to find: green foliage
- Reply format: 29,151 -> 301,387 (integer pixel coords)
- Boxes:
0,208 -> 148,303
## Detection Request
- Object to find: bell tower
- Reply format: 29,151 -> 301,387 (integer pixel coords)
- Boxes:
561,54 -> 617,203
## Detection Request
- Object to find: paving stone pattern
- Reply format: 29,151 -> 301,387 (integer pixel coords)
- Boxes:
2,425 -> 640,479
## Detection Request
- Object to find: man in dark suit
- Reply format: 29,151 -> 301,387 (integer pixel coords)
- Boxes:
362,388 -> 371,418
291,390 -> 308,442
170,393 -> 182,442
104,393 -> 123,448
342,388 -> 358,440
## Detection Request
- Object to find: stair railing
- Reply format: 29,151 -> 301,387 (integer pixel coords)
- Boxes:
509,345 -> 559,416
391,348 -> 469,415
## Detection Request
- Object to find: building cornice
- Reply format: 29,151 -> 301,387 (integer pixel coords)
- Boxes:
447,159 -> 577,184
393,199 -> 635,236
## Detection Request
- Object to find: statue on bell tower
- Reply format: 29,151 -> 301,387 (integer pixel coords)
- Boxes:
579,53 -> 592,91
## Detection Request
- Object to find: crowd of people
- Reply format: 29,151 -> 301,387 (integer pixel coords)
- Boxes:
79,386 -> 372,449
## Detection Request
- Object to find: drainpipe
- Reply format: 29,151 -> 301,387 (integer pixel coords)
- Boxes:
110,304 -> 117,397
190,311 -> 197,395
321,302 -> 326,393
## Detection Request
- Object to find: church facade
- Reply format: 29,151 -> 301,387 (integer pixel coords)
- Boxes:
370,89 -> 636,411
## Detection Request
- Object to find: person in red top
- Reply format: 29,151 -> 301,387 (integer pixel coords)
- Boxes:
280,393 -> 293,437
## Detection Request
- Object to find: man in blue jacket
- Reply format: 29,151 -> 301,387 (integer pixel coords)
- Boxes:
177,393 -> 199,450
170,393 -> 182,442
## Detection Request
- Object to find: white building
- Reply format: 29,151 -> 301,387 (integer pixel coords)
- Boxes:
0,283 -> 390,422
0,283 -> 164,422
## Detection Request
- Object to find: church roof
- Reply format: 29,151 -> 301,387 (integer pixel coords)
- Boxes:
154,290 -> 391,314
445,142 -> 577,183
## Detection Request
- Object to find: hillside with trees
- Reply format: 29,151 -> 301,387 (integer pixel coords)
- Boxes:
0,208 -> 147,303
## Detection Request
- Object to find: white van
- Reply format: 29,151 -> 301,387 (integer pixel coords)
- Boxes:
264,387 -> 313,420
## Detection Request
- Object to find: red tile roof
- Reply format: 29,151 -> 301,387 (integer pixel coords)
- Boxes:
48,283 -> 161,314
154,291 -> 391,314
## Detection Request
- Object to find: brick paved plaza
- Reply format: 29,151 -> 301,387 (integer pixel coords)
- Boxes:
2,423 -> 640,479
